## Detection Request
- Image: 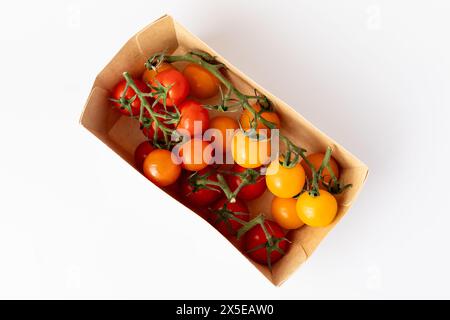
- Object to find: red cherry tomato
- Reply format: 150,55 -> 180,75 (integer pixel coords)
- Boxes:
209,198 -> 250,237
111,79 -> 149,116
180,168 -> 222,207
152,69 -> 190,107
244,220 -> 288,266
177,100 -> 210,137
134,141 -> 154,171
141,104 -> 175,141
225,165 -> 266,201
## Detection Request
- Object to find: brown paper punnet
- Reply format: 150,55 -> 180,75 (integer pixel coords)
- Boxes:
80,15 -> 369,286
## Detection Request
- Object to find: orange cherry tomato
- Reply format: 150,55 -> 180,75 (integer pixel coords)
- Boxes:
180,138 -> 213,171
143,149 -> 181,187
296,190 -> 338,227
183,63 -> 220,99
240,104 -> 281,137
209,116 -> 239,153
301,153 -> 340,186
142,62 -> 174,84
231,130 -> 271,169
265,160 -> 306,198
271,197 -> 304,230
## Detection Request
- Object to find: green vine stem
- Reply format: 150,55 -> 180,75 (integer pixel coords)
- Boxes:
235,214 -> 288,271
122,72 -> 180,149
146,52 -> 353,196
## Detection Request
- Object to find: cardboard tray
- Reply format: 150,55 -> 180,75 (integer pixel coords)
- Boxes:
80,14 -> 369,286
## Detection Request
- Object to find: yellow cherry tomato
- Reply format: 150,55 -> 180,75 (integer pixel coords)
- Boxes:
296,190 -> 338,227
209,116 -> 239,153
231,130 -> 271,169
183,63 -> 220,99
142,62 -> 174,84
240,103 -> 281,137
271,197 -> 304,229
265,160 -> 305,198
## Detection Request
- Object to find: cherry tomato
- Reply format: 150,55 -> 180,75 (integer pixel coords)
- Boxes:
301,152 -> 340,186
231,130 -> 271,169
225,164 -> 266,201
271,197 -> 304,230
134,141 -> 154,171
209,198 -> 249,237
142,62 -> 174,84
142,104 -> 175,141
240,103 -> 281,137
296,190 -> 338,227
142,149 -> 181,187
177,100 -> 210,137
209,116 -> 239,153
179,138 -> 213,171
183,63 -> 219,99
111,79 -> 149,116
265,160 -> 305,198
152,69 -> 190,107
180,169 -> 222,207
244,220 -> 288,266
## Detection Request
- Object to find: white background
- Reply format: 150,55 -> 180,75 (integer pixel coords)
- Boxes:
0,0 -> 449,299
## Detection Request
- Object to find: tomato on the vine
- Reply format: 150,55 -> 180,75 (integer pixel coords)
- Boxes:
142,62 -> 174,84
179,138 -> 213,171
143,149 -> 181,187
296,190 -> 338,227
180,168 -> 222,207
111,78 -> 149,116
301,152 -> 340,186
271,197 -> 304,230
209,116 -> 239,153
183,63 -> 220,99
177,100 -> 210,137
240,103 -> 280,137
265,160 -> 305,198
134,141 -> 154,172
244,220 -> 288,266
142,104 -> 175,141
231,130 -> 271,169
209,198 -> 249,237
225,164 -> 266,201
152,69 -> 190,107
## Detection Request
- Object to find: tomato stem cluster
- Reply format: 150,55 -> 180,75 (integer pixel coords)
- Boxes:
122,72 -> 181,149
236,214 -> 289,271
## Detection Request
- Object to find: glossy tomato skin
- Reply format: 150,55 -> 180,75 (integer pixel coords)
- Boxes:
134,141 -> 154,172
180,168 -> 222,207
296,190 -> 338,227
183,63 -> 220,99
209,198 -> 250,237
266,160 -> 306,198
271,197 -> 304,230
142,149 -> 181,187
177,100 -> 210,137
231,130 -> 271,169
225,165 -> 266,201
142,62 -> 174,84
244,220 -> 288,265
152,69 -> 190,107
111,79 -> 149,116
141,104 -> 175,141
